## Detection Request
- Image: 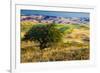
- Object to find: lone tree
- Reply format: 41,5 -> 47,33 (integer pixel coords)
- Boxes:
23,23 -> 65,50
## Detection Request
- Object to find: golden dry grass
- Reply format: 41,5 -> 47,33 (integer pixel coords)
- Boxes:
21,23 -> 90,63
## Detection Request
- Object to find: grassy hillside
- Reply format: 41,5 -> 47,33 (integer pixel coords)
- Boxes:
21,21 -> 90,63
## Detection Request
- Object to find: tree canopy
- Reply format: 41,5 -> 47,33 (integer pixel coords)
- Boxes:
23,23 -> 66,50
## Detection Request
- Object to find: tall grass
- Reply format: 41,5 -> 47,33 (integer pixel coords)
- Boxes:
21,22 -> 90,63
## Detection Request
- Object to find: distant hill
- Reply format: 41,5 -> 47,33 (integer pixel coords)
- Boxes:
21,14 -> 89,24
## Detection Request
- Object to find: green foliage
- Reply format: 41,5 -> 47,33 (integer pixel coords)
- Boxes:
23,23 -> 65,50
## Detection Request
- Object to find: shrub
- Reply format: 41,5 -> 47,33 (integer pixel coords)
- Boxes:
23,23 -> 65,50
